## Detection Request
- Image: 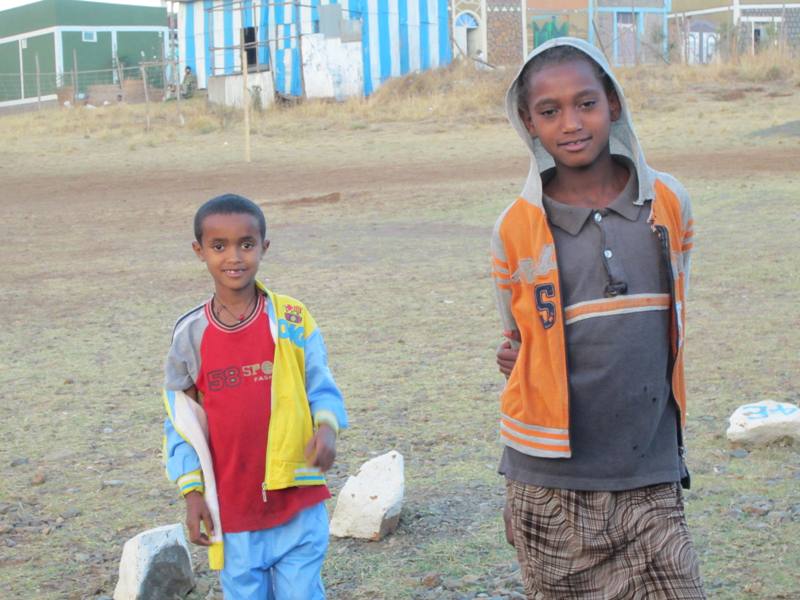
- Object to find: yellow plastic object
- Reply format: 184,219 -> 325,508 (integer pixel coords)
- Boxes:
208,542 -> 224,570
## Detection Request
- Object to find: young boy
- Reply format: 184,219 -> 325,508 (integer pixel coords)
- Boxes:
163,194 -> 347,599
491,38 -> 704,598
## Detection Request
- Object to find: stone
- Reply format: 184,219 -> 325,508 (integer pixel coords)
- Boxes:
31,469 -> 46,486
10,457 -> 29,467
61,507 -> 82,519
113,523 -> 194,600
741,498 -> 773,516
442,577 -> 461,590
329,451 -> 404,541
726,400 -> 800,447
421,573 -> 442,588
768,510 -> 790,524
102,480 -> 125,489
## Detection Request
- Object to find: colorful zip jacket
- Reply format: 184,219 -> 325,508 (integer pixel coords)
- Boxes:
163,281 -> 348,495
491,37 -> 694,460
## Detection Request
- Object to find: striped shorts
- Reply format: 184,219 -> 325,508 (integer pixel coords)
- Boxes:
506,479 -> 706,600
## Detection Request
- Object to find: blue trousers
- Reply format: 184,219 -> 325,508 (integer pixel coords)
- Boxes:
220,502 -> 329,600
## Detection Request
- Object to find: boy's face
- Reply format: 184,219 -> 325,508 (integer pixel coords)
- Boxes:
192,213 -> 269,296
520,59 -> 621,170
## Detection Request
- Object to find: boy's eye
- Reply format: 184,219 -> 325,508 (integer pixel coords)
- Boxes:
580,100 -> 597,109
212,243 -> 225,251
242,241 -> 255,250
540,109 -> 557,118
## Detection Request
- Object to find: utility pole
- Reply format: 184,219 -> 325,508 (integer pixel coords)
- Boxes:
521,0 -> 528,58
632,2 -> 639,65
240,3 -> 251,163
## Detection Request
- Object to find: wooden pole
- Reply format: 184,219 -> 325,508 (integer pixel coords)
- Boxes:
35,52 -> 41,110
295,0 -> 307,99
632,3 -> 639,66
141,64 -> 151,132
591,18 -> 610,63
780,3 -> 787,54
176,60 -> 184,125
240,14 -> 251,163
72,48 -> 78,104
116,58 -> 124,101
520,0 -> 528,59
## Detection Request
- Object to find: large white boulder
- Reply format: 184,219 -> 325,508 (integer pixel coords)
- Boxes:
727,400 -> 800,447
330,451 -> 404,541
113,523 -> 194,600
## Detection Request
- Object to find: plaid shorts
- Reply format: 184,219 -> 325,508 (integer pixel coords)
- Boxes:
507,479 -> 706,600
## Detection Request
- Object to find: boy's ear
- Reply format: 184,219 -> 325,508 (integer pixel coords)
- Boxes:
519,108 -> 537,138
607,87 -> 622,122
192,240 -> 205,261
262,239 -> 270,253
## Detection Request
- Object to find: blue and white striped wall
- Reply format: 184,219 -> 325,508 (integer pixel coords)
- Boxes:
179,0 -> 452,97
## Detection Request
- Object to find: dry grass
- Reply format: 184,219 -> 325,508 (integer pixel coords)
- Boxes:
1,51 -> 799,599
617,48 -> 799,110
2,51 -> 796,139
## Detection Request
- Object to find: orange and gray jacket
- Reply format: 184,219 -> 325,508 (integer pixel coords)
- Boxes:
491,38 -> 694,459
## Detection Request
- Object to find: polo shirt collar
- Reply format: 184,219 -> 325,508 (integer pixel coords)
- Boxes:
606,169 -> 641,222
541,163 -> 640,236
542,195 -> 592,236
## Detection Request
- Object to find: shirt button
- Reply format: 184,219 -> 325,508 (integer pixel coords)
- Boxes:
594,212 -> 602,223
604,249 -> 613,259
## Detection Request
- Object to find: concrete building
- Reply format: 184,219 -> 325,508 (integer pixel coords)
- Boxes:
0,0 -> 169,108
671,1 -> 800,62
175,0 -> 452,102
456,0 -> 671,68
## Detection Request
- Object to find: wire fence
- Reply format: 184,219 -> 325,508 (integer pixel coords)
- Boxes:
526,7 -> 799,67
0,63 -> 179,107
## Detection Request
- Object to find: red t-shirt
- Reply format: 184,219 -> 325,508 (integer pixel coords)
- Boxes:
194,294 -> 329,533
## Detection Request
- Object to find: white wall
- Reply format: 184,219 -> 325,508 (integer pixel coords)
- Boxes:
207,70 -> 275,109
301,33 -> 362,100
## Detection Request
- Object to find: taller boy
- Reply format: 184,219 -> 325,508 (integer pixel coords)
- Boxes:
491,39 -> 704,598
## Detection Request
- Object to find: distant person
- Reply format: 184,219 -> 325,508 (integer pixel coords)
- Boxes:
181,65 -> 197,98
162,194 -> 348,598
490,38 -> 704,598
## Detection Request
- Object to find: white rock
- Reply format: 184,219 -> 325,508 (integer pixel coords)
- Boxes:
727,400 -> 800,447
113,523 -> 194,600
330,451 -> 404,541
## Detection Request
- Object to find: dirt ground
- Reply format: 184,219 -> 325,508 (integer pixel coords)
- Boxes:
1,80 -> 799,599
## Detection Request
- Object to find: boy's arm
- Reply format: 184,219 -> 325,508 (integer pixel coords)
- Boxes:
163,387 -> 215,546
163,329 -> 205,496
302,319 -> 348,472
656,171 -> 694,294
163,387 -> 204,496
304,326 -> 348,434
681,192 -> 694,295
491,219 -> 520,377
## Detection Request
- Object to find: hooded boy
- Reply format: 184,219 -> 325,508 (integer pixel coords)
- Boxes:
491,38 -> 705,598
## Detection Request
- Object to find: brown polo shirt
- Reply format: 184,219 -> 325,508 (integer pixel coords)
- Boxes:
500,161 -> 685,491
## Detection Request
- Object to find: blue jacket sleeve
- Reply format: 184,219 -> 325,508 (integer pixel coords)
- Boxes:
304,329 -> 348,432
162,390 -> 204,494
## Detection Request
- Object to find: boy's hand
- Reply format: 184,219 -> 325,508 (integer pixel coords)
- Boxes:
184,491 -> 214,546
305,424 -> 336,472
497,330 -> 521,378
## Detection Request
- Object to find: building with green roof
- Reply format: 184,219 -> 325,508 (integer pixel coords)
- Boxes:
0,0 -> 168,108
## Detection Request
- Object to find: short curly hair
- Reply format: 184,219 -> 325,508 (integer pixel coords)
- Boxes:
194,193 -> 267,243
